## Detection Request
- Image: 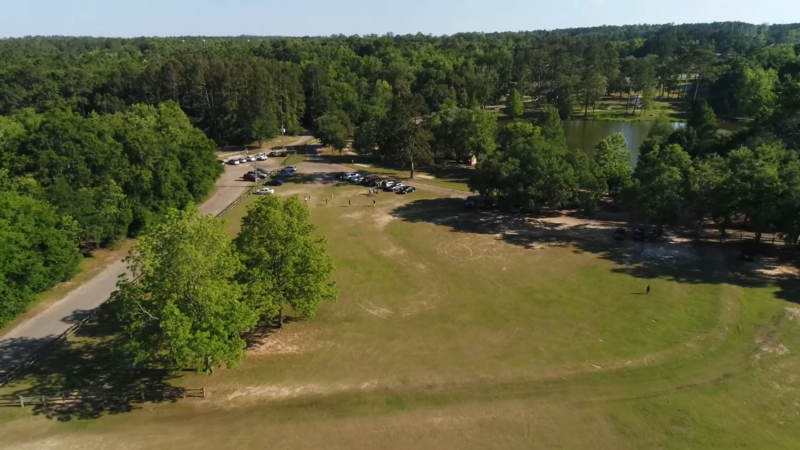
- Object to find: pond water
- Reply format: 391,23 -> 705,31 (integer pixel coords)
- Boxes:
562,120 -> 685,167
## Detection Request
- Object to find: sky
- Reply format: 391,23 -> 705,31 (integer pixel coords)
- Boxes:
2,0 -> 799,38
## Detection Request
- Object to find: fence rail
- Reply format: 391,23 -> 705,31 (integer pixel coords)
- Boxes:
0,387 -> 205,407
0,148 -> 301,387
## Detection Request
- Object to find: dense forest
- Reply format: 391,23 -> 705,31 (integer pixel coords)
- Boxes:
2,21 -> 800,328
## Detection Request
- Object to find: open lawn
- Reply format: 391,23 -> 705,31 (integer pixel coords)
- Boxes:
573,97 -> 686,122
1,170 -> 799,449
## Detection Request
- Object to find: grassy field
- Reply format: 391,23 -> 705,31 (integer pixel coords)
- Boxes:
1,177 -> 799,449
573,97 -> 686,122
494,97 -> 687,125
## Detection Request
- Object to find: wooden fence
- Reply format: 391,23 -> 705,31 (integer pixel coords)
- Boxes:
0,388 -> 205,408
0,148 -> 301,387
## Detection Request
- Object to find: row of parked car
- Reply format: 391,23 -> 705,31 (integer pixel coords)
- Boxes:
225,149 -> 292,166
243,166 -> 297,182
338,173 -> 416,194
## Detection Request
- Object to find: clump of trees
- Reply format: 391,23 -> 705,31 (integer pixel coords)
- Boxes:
0,103 -> 221,329
115,196 -> 338,374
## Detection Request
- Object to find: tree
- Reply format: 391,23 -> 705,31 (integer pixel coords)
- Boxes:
735,65 -> 778,120
685,155 -> 734,237
505,89 -> 524,118
567,148 -> 607,212
377,92 -> 432,178
577,71 -> 607,117
431,107 -> 497,163
0,171 -> 81,328
632,143 -> 692,235
593,132 -> 632,202
536,104 -> 567,149
234,195 -> 338,327
725,145 -> 788,243
687,100 -> 718,139
315,110 -> 351,155
115,205 -> 257,374
470,122 -> 578,211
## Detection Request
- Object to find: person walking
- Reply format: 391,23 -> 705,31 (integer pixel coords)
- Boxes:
373,199 -> 376,207
325,198 -> 328,206
349,199 -> 352,207
646,285 -> 651,295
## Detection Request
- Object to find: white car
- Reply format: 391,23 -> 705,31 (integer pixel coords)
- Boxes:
256,154 -> 268,161
230,159 -> 240,165
254,188 -> 274,195
284,166 -> 297,171
246,155 -> 257,162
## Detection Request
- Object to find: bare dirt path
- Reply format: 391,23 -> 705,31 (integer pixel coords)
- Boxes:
0,135 -> 312,376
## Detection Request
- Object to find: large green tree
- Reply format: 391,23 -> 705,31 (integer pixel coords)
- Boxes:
470,122 -> 578,211
631,143 -> 692,235
431,107 -> 497,163
505,89 -> 524,118
234,195 -> 338,327
0,171 -> 82,328
315,109 -> 351,154
376,91 -> 432,178
593,132 -> 632,202
115,205 -> 257,373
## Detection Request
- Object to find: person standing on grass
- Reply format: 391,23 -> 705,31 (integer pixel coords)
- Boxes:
349,199 -> 352,207
373,199 -> 376,207
325,198 -> 328,206
647,285 -> 651,294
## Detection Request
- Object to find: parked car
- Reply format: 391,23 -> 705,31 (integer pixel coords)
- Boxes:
464,196 -> 479,208
256,168 -> 270,176
238,158 -> 248,164
246,155 -> 256,162
398,186 -> 416,194
391,183 -> 405,192
267,179 -> 284,186
383,181 -> 396,190
284,166 -> 297,171
268,151 -> 278,157
350,175 -> 363,183
256,154 -> 268,161
254,187 -> 274,195
243,173 -> 257,182
613,228 -> 627,241
228,159 -> 240,165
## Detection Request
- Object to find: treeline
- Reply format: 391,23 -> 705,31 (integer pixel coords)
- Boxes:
2,22 -> 800,149
0,103 -> 221,328
470,87 -> 800,244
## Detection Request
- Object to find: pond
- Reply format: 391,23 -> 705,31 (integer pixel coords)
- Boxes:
562,120 -> 685,167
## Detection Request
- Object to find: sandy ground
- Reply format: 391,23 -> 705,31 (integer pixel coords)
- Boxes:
0,136 -> 312,376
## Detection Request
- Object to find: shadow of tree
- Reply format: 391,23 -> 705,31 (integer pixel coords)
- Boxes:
2,315 -> 181,422
390,197 -> 800,305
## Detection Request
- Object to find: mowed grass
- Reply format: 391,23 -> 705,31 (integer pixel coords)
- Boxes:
1,180 -> 799,449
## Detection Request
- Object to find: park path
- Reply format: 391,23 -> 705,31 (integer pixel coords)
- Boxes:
0,136 -> 312,375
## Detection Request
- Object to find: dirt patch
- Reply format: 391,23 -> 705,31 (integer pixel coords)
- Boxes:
248,328 -> 320,356
786,307 -> 800,323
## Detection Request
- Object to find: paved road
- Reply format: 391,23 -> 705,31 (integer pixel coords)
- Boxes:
0,136 -> 311,375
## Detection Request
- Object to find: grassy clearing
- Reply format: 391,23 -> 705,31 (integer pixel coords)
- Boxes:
573,98 -> 686,122
1,179 -> 799,449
